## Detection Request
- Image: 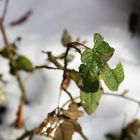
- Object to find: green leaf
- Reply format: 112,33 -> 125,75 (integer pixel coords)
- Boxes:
112,63 -> 124,85
79,49 -> 100,92
16,55 -> 33,71
100,62 -> 124,91
94,34 -> 114,61
94,33 -> 104,47
61,29 -> 72,47
80,85 -> 103,115
95,41 -> 114,61
79,64 -> 99,92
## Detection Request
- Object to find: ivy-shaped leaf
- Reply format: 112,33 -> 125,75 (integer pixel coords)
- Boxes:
80,84 -> 103,115
77,33 -> 124,115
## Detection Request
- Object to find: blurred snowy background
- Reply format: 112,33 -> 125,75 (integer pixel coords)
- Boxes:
0,0 -> 140,139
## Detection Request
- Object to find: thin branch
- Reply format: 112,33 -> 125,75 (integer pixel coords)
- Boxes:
104,92 -> 140,105
68,41 -> 90,49
35,65 -> 63,70
62,96 -> 80,108
1,0 -> 9,22
61,44 -> 70,87
78,131 -> 89,140
0,14 -> 27,128
16,72 -> 27,104
44,51 -> 64,69
0,19 -> 10,48
35,65 -> 74,73
62,87 -> 73,101
9,10 -> 32,26
17,129 -> 35,140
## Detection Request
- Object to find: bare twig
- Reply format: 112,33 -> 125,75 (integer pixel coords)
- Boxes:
62,96 -> 80,108
44,51 -> 64,69
17,129 -> 35,140
9,10 -> 32,26
0,19 -> 10,48
61,44 -> 71,87
68,41 -> 90,49
62,87 -> 73,101
0,14 -> 27,128
104,91 -> 140,105
35,65 -> 63,70
1,0 -> 9,22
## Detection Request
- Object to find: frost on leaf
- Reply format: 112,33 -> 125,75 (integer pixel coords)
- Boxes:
78,33 -> 124,115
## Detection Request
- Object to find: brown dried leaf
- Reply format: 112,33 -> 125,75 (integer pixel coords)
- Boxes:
63,102 -> 84,120
54,120 -> 75,140
36,116 -> 59,135
62,72 -> 71,89
121,119 -> 140,140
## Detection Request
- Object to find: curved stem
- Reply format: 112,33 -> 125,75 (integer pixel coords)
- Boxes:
104,92 -> 140,105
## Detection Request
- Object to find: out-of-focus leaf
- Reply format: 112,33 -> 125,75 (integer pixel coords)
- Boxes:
0,48 -> 15,58
9,61 -> 17,75
54,120 -> 75,140
106,119 -> 140,140
120,119 -> 140,140
106,133 -> 120,140
100,62 -> 124,91
61,30 -> 72,47
80,85 -> 102,115
66,54 -> 74,62
15,55 -> 33,71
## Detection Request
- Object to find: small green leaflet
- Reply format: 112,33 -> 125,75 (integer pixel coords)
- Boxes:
61,29 -> 72,47
15,55 -> 33,71
9,55 -> 33,75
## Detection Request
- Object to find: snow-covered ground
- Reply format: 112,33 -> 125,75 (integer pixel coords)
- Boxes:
0,0 -> 140,140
